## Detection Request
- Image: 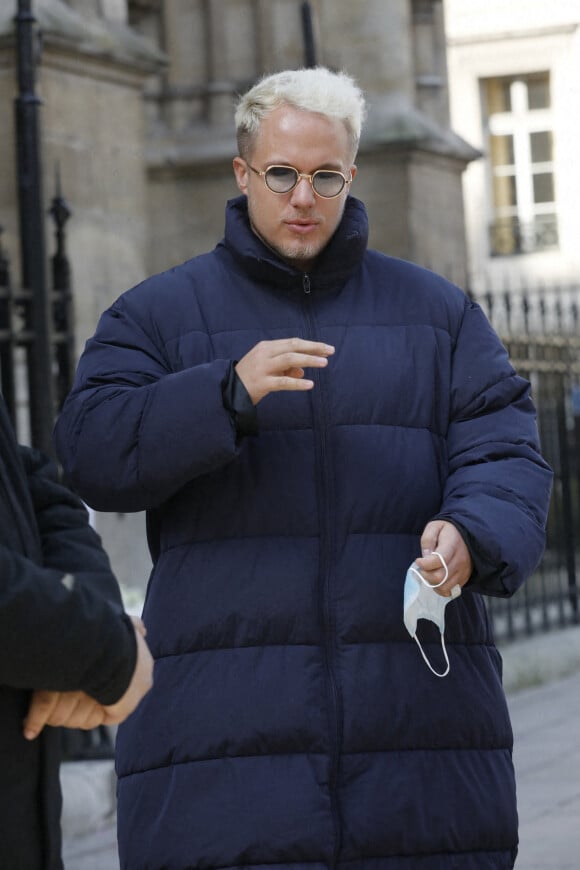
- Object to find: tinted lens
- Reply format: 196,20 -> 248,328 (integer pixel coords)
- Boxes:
264,166 -> 299,193
312,171 -> 346,197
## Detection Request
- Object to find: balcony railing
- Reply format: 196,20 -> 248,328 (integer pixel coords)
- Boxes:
489,214 -> 559,256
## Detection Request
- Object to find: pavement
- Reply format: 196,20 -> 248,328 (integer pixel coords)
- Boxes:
61,624 -> 580,870
510,669 -> 580,869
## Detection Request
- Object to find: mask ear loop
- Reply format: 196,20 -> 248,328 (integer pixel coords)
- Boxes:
409,552 -> 451,678
412,551 -> 449,588
412,634 -> 450,678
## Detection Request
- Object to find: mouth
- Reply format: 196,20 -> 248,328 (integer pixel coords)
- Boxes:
284,219 -> 320,235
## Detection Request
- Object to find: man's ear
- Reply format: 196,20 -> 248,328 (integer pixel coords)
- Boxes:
233,157 -> 249,194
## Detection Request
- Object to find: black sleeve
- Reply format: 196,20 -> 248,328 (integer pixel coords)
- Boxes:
221,362 -> 258,442
21,447 -> 124,607
0,547 -> 136,705
0,448 -> 137,705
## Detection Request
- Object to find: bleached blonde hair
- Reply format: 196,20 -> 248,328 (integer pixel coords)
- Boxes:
235,67 -> 366,161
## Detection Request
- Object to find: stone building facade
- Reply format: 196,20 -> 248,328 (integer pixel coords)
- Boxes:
134,0 -> 478,283
0,0 -> 477,595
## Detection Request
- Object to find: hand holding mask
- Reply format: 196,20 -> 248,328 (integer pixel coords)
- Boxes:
403,551 -> 462,678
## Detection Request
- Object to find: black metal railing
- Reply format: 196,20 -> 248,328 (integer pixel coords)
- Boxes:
479,285 -> 578,336
474,285 -> 580,642
0,184 -> 75,441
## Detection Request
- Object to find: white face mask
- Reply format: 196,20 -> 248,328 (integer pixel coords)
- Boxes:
403,553 -> 461,678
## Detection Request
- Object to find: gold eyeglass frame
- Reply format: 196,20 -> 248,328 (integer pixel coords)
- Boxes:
247,163 -> 352,198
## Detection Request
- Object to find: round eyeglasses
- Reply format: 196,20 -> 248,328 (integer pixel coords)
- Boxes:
248,164 -> 352,198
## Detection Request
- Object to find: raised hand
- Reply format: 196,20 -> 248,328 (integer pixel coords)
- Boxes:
235,338 -> 335,405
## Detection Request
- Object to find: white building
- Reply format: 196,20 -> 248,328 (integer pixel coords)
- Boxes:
444,0 -> 580,294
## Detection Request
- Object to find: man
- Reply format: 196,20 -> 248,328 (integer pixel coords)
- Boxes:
0,392 -> 153,869
55,67 -> 552,869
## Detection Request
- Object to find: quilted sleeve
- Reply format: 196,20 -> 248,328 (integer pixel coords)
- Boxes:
54,293 -> 239,512
435,298 -> 553,597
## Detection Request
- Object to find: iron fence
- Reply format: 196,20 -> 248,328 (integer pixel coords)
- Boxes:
473,285 -> 580,642
0,199 -> 75,445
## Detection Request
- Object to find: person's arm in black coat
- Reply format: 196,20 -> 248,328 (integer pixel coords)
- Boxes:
0,447 -> 138,706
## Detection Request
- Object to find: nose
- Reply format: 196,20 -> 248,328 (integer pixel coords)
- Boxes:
289,176 -> 316,207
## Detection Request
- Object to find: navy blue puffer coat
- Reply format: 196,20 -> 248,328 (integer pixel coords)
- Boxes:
55,196 -> 552,870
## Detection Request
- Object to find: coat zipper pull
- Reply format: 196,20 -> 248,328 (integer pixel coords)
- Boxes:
302,274 -> 311,294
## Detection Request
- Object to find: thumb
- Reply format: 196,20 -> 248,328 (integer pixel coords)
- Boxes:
24,690 -> 59,741
420,520 -> 444,556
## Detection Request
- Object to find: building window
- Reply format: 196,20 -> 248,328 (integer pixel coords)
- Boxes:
128,0 -> 163,47
482,73 -> 558,256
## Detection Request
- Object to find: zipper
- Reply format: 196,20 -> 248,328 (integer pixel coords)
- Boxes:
301,275 -> 342,867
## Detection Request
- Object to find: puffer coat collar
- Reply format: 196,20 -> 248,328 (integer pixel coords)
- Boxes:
219,194 -> 369,294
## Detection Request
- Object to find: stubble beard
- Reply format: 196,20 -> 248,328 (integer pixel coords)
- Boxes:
248,214 -> 324,270
247,197 -> 347,271
277,238 -> 323,266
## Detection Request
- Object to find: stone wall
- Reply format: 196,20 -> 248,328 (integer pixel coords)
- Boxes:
39,50 -> 151,345
141,0 -> 476,286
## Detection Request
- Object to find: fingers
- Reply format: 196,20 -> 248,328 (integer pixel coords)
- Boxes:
284,367 -> 305,380
24,690 -> 61,740
23,690 -> 101,739
24,690 -> 110,740
420,520 -> 442,556
130,615 -> 147,637
415,520 -> 473,597
235,338 -> 335,404
66,696 -> 106,731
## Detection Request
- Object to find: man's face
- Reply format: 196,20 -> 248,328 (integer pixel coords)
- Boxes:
233,104 -> 357,272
